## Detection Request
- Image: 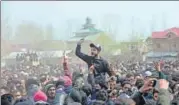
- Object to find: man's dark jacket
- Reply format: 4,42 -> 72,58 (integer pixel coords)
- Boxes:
75,44 -> 111,78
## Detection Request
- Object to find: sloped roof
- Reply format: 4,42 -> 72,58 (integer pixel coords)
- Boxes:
68,37 -> 84,42
152,27 -> 179,38
76,27 -> 101,34
69,33 -> 102,42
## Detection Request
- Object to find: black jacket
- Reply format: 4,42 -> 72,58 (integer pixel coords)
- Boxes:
75,44 -> 111,78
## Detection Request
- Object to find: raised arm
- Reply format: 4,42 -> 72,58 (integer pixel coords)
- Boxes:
75,39 -> 91,64
157,79 -> 170,105
63,51 -> 72,79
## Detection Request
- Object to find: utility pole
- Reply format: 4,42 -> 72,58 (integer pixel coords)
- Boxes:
150,14 -> 156,33
162,12 -> 167,30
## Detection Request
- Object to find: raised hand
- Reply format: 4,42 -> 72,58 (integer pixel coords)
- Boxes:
77,38 -> 84,45
139,78 -> 154,93
155,62 -> 161,72
89,65 -> 94,74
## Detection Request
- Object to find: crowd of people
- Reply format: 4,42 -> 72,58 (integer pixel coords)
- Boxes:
1,39 -> 179,105
16,52 -> 38,63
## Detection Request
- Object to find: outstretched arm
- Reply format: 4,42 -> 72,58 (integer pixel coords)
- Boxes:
157,79 -> 170,105
75,39 -> 91,64
63,51 -> 72,79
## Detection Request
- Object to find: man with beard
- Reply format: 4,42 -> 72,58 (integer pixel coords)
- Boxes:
119,81 -> 132,99
45,84 -> 59,105
75,39 -> 111,86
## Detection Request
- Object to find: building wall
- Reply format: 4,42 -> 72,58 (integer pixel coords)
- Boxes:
151,37 -> 179,52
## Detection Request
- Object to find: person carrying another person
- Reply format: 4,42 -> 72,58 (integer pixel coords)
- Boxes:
75,39 -> 111,88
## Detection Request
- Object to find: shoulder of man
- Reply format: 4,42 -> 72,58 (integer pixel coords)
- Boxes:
99,57 -> 108,64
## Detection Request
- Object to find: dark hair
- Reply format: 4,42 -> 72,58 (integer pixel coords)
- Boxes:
14,98 -> 27,105
109,76 -> 117,82
121,81 -> 131,87
25,77 -> 39,90
40,74 -> 47,83
96,90 -> 108,101
1,93 -> 14,104
55,80 -> 65,88
126,73 -> 133,78
135,79 -> 144,89
172,82 -> 179,93
82,84 -> 92,96
153,89 -> 159,95
1,99 -> 12,105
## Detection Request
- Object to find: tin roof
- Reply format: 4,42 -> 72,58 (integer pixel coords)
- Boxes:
152,27 -> 179,38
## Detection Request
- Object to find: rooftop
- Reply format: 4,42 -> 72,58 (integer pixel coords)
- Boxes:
152,27 -> 179,38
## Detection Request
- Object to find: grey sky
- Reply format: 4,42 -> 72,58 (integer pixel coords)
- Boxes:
2,1 -> 179,41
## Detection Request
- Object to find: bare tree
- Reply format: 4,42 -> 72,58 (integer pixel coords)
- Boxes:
162,12 -> 167,29
1,17 -> 12,40
101,14 -> 120,40
14,21 -> 44,44
44,24 -> 54,40
150,14 -> 157,32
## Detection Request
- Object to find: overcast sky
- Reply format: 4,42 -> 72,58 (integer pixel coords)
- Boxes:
2,1 -> 179,41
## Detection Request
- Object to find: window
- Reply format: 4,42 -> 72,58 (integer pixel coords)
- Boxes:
156,43 -> 160,48
167,32 -> 176,39
173,43 -> 176,48
168,34 -> 171,38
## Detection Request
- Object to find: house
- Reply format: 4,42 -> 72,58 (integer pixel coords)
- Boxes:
145,27 -> 179,60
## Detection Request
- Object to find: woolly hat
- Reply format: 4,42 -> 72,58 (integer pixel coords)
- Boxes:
44,84 -> 55,94
33,90 -> 47,102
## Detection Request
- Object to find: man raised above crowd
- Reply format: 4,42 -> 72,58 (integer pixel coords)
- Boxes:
75,39 -> 111,86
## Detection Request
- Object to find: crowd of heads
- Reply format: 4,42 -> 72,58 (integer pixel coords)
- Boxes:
1,50 -> 179,105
